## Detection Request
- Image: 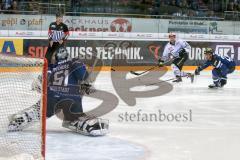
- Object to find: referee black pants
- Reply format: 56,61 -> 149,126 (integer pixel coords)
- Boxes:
45,42 -> 64,65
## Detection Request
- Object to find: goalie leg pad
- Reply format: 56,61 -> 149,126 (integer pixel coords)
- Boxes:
62,116 -> 109,136
8,101 -> 41,132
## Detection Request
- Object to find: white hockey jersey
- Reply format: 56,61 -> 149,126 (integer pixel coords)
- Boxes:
162,39 -> 191,61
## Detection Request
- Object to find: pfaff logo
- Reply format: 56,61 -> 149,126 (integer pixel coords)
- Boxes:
215,45 -> 234,59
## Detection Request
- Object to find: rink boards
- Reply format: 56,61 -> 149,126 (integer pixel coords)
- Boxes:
0,37 -> 240,69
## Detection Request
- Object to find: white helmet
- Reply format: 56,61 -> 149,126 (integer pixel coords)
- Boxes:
55,47 -> 68,62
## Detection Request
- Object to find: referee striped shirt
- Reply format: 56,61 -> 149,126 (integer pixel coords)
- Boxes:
48,22 -> 69,42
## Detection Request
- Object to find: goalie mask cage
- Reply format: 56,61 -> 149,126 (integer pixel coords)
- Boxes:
0,54 -> 47,160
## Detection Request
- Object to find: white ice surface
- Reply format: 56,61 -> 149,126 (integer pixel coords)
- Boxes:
45,70 -> 240,160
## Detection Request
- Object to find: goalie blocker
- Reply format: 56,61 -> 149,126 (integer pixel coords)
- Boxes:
9,47 -> 109,137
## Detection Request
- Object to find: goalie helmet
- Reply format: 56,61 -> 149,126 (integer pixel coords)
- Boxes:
55,47 -> 68,62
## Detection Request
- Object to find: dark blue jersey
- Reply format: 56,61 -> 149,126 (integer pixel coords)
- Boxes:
199,54 -> 236,72
48,58 -> 88,96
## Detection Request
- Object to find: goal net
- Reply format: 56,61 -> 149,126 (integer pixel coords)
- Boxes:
0,54 -> 47,160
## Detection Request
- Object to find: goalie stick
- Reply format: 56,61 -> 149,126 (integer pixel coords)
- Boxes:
78,52 -> 103,96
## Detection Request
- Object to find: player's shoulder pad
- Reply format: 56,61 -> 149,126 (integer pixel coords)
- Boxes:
49,22 -> 57,29
71,58 -> 85,66
166,42 -> 172,47
50,22 -> 57,26
213,54 -> 221,59
60,22 -> 68,29
176,38 -> 185,44
212,54 -> 220,63
62,23 -> 68,27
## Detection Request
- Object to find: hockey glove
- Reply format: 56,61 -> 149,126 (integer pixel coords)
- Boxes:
158,59 -> 165,67
80,83 -> 96,95
194,67 -> 200,75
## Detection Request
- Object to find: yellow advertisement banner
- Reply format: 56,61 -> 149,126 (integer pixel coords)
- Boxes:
0,39 -> 23,55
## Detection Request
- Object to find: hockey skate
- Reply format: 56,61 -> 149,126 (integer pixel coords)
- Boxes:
208,83 -> 221,89
208,79 -> 224,89
62,116 -> 109,136
187,73 -> 194,83
172,76 -> 182,82
8,102 -> 40,132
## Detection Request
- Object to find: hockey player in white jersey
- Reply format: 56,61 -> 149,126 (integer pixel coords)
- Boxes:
8,47 -> 108,136
158,32 -> 194,82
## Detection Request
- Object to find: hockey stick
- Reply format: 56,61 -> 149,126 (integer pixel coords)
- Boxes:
79,52 -> 103,96
130,58 -> 174,76
130,66 -> 157,76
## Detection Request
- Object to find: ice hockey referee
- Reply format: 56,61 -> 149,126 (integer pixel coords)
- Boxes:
45,12 -> 69,65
